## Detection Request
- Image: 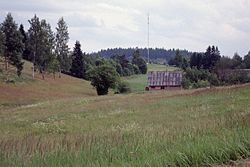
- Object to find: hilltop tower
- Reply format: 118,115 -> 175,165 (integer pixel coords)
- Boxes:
147,13 -> 150,64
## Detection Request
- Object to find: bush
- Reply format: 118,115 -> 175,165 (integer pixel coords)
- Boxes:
116,81 -> 131,94
181,77 -> 191,89
183,67 -> 221,89
194,80 -> 210,88
209,73 -> 220,86
227,72 -> 250,84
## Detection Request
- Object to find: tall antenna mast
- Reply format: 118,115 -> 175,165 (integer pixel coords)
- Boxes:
147,13 -> 150,64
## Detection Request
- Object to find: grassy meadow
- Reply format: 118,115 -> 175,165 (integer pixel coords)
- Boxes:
0,62 -> 250,166
1,84 -> 250,166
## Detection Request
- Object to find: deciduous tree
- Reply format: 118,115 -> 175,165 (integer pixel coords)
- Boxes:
132,49 -> 147,74
87,64 -> 119,95
231,53 -> 243,69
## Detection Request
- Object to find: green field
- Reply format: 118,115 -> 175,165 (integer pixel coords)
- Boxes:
1,85 -> 250,166
0,62 -> 250,166
123,64 -> 178,92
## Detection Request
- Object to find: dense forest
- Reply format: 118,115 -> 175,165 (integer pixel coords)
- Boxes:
92,48 -> 192,64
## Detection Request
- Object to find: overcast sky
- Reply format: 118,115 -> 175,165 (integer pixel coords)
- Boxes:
0,0 -> 250,56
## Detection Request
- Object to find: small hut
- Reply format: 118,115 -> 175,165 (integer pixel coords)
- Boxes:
146,71 -> 183,91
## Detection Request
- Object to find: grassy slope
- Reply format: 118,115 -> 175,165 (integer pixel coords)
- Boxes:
123,64 -> 179,92
0,60 -> 96,108
0,84 -> 250,166
0,62 -> 250,166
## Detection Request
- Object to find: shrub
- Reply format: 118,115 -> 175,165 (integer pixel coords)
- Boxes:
116,81 -> 131,94
194,80 -> 210,88
181,77 -> 192,89
183,67 -> 221,89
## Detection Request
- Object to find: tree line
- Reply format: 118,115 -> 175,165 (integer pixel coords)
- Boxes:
0,13 -> 147,95
93,47 -> 192,64
169,46 -> 250,88
0,13 -> 70,79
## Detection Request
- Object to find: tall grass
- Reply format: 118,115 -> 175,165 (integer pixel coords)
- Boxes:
0,85 -> 250,166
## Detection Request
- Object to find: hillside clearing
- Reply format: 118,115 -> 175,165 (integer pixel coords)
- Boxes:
0,60 -> 96,109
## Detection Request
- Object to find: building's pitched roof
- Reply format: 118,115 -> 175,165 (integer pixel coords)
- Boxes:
148,71 -> 183,87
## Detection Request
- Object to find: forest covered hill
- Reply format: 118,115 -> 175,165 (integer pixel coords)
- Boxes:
91,48 -> 193,64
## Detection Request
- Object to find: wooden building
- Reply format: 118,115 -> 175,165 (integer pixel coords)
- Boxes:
146,71 -> 183,91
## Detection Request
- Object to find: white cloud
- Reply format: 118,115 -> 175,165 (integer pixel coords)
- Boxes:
0,0 -> 250,56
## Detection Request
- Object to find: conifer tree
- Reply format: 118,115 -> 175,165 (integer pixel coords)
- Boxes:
1,13 -> 24,76
55,17 -> 70,76
28,15 -> 55,79
38,19 -> 55,79
0,29 -> 4,58
28,15 -> 41,79
19,24 -> 26,46
70,41 -> 86,78
19,24 -> 31,61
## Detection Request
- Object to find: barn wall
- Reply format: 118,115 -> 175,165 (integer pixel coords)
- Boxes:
149,86 -> 182,91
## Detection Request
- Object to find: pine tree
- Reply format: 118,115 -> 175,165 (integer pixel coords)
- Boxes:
0,29 -> 4,58
19,24 -> 31,61
19,24 -> 26,45
1,13 -> 24,76
202,46 -> 212,69
28,15 -> 55,79
38,19 -> 55,79
211,46 -> 221,70
70,41 -> 86,78
55,17 -> 70,76
28,15 -> 41,79
202,46 -> 221,70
